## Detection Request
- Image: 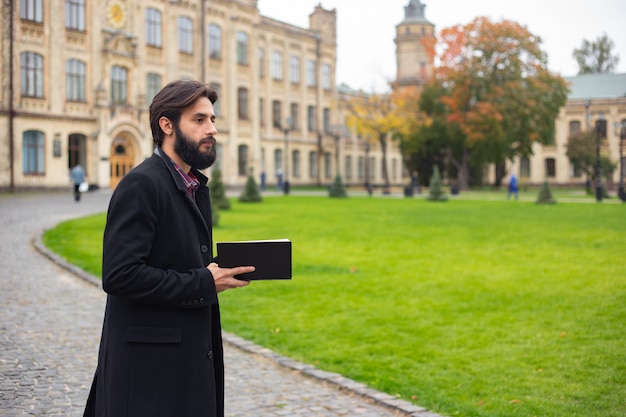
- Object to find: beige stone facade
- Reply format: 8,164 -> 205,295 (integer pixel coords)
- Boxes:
502,74 -> 626,187
4,0 -> 618,192
1,0 -> 406,191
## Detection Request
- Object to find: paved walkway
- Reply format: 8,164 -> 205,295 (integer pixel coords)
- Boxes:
0,190 -> 441,417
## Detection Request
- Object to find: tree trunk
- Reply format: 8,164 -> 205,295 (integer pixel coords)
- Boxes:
448,148 -> 471,191
379,133 -> 390,192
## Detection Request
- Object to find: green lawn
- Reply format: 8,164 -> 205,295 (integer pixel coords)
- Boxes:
43,196 -> 626,417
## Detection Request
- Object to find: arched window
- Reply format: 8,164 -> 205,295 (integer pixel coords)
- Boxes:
20,52 -> 43,98
66,59 -> 86,101
23,130 -> 45,174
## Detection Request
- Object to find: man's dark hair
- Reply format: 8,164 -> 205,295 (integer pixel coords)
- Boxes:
149,80 -> 218,146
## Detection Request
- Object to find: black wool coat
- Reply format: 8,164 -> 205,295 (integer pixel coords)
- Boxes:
84,148 -> 223,417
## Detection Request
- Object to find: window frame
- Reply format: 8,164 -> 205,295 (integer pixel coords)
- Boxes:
208,23 -> 222,59
146,8 -> 162,48
66,59 -> 86,102
22,130 -> 45,175
20,52 -> 44,98
178,16 -> 193,54
65,0 -> 85,31
20,0 -> 43,23
271,50 -> 283,80
110,65 -> 128,105
289,55 -> 300,84
236,31 -> 249,65
238,87 -> 249,120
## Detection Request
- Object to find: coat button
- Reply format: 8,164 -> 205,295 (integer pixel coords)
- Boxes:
207,351 -> 213,360
200,244 -> 208,253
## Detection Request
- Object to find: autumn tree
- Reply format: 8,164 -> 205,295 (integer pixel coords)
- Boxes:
573,33 -> 620,74
566,130 -> 617,186
342,88 -> 410,192
409,17 -> 569,190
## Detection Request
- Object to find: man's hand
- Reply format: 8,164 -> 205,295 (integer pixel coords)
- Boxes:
207,262 -> 253,293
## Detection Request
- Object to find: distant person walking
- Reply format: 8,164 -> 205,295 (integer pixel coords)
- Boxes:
69,164 -> 85,202
507,173 -> 519,200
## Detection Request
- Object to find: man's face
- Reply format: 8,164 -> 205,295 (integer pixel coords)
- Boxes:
173,97 -> 218,170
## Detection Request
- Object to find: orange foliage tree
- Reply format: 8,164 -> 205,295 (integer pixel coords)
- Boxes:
412,17 -> 569,189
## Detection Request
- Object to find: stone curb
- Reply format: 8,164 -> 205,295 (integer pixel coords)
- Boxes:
33,231 -> 446,417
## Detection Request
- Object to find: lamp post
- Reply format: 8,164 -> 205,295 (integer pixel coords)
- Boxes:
330,124 -> 345,177
594,113 -> 606,202
283,117 -> 292,195
615,120 -> 626,202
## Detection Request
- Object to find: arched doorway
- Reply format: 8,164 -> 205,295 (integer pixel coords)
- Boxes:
109,135 -> 135,189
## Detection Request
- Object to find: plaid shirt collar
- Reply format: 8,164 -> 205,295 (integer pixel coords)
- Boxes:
166,155 -> 200,199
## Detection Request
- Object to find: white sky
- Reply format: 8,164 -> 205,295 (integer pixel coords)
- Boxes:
258,0 -> 626,92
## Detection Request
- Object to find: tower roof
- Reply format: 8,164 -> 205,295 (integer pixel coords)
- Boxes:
402,0 -> 433,25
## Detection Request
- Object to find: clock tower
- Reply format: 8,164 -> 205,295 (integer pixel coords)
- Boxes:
394,0 -> 435,90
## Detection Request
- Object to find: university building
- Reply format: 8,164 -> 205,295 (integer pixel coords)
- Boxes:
0,1 -> 337,190
1,0 -> 623,192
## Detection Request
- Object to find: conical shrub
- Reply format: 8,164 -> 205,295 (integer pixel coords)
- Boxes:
536,181 -> 556,204
427,165 -> 448,202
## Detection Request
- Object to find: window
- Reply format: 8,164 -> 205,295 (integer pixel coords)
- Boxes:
236,31 -> 249,65
290,103 -> 299,129
238,145 -> 249,176
309,151 -> 317,178
146,73 -> 161,104
321,63 -> 331,90
520,157 -> 531,178
238,87 -> 249,120
271,51 -> 282,80
306,60 -> 316,87
392,158 -> 398,180
345,155 -> 352,180
357,156 -> 364,179
272,100 -> 282,128
209,83 -> 221,117
569,120 -> 581,136
324,152 -> 331,178
146,8 -> 162,47
323,108 -> 330,133
545,158 -> 556,178
289,55 -> 300,84
22,130 -> 45,175
20,0 -> 43,22
307,106 -> 315,132
259,98 -> 264,126
208,24 -> 221,59
111,66 -> 127,105
258,48 -> 265,78
65,0 -> 85,31
178,16 -> 193,54
20,52 -> 43,98
66,59 -> 86,101
274,149 -> 283,173
68,133 -> 86,170
293,150 -> 301,178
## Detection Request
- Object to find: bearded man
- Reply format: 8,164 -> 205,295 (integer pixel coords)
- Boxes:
83,80 -> 254,417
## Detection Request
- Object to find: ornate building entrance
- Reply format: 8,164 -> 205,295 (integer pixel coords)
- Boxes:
109,135 -> 135,188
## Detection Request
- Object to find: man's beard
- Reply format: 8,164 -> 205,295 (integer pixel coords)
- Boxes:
173,123 -> 216,170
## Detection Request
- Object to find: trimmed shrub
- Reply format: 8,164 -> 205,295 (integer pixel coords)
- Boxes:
328,174 -> 348,198
427,166 -> 448,202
